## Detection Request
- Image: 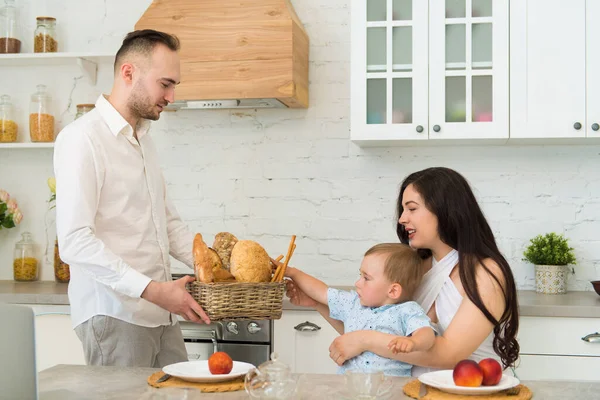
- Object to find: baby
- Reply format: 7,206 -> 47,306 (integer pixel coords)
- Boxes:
282,243 -> 434,376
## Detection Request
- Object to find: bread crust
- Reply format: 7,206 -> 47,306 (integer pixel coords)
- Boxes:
229,240 -> 271,283
193,233 -> 214,283
212,232 -> 238,270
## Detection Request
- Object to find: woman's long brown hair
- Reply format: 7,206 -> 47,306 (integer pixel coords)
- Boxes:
396,167 -> 519,369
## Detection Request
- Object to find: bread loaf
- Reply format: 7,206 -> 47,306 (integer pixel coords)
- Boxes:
193,233 -> 214,283
229,240 -> 271,283
212,232 -> 238,270
208,247 -> 236,282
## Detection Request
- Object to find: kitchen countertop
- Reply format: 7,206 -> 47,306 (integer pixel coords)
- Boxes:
2,280 -> 600,318
38,364 -> 600,399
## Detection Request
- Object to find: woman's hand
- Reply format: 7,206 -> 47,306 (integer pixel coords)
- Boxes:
285,279 -> 318,308
329,331 -> 368,366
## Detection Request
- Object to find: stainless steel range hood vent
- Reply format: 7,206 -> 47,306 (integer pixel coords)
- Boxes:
166,98 -> 287,110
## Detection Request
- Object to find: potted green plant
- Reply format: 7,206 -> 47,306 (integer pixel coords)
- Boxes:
523,233 -> 576,294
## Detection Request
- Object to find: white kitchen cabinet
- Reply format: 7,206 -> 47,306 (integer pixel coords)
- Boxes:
515,316 -> 600,381
351,0 -> 509,144
20,305 -> 85,372
274,310 -> 340,374
510,0 -> 600,140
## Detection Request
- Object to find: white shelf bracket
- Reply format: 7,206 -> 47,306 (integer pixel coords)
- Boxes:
76,57 -> 98,85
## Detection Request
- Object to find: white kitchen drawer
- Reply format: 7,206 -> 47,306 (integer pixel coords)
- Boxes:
519,316 -> 600,356
516,354 -> 600,381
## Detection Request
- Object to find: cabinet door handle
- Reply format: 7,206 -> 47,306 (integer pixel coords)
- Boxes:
416,125 -> 424,133
294,321 -> 321,332
592,123 -> 599,131
574,122 -> 582,130
581,332 -> 600,343
433,125 -> 441,132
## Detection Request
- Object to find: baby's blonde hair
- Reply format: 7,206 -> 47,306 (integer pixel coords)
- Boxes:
364,243 -> 424,299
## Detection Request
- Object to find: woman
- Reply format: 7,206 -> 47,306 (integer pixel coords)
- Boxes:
286,167 -> 519,375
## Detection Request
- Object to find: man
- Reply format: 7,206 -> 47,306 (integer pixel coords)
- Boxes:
54,29 -> 210,368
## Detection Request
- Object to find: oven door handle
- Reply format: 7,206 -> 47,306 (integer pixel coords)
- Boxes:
182,329 -> 219,354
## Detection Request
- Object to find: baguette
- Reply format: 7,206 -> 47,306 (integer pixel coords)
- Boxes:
193,233 -> 214,283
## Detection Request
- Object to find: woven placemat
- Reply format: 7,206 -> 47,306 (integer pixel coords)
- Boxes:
403,379 -> 533,400
147,371 -> 245,393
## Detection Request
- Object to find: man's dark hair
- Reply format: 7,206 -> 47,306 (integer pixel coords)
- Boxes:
114,29 -> 180,72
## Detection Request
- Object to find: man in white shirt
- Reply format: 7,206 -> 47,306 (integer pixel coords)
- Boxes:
54,30 -> 210,368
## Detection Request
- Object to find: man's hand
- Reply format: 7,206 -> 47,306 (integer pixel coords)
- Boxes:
142,276 -> 210,324
388,336 -> 416,354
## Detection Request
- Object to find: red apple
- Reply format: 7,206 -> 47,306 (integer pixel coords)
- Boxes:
452,359 -> 483,387
208,351 -> 233,375
478,358 -> 502,386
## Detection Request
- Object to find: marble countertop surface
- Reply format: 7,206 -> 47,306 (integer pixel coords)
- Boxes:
37,364 -> 600,400
2,280 -> 600,318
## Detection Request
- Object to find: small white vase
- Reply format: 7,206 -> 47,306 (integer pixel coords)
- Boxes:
535,265 -> 569,294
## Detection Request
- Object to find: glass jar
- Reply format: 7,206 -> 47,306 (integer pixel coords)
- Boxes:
29,84 -> 55,142
75,103 -> 95,120
53,239 -> 70,283
13,232 -> 39,282
0,94 -> 17,142
34,16 -> 57,53
0,0 -> 20,53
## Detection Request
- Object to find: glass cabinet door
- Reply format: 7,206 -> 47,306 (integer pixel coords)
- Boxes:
429,0 -> 508,139
351,0 -> 428,142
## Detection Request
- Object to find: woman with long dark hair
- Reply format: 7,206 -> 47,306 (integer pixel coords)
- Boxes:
286,167 -> 519,373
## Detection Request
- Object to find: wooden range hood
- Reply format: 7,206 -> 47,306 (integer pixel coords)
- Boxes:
135,0 -> 309,109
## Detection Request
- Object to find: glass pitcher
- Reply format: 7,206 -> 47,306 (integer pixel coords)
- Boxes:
244,353 -> 297,399
13,232 -> 39,282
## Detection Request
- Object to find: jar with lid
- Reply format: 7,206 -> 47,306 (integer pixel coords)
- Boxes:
13,232 -> 39,282
0,94 -> 17,142
0,0 -> 20,53
34,16 -> 57,53
53,239 -> 70,283
29,84 -> 55,142
75,104 -> 95,120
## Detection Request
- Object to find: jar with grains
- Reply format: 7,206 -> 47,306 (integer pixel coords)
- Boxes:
0,0 -> 21,53
75,103 -> 95,120
53,239 -> 70,283
33,16 -> 57,53
0,94 -> 17,142
29,84 -> 55,142
13,232 -> 39,282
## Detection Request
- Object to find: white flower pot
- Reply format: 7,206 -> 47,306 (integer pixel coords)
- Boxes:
534,265 -> 569,294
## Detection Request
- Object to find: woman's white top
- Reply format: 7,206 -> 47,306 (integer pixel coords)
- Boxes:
412,249 -> 500,377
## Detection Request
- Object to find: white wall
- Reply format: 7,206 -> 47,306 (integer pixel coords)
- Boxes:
0,0 -> 598,291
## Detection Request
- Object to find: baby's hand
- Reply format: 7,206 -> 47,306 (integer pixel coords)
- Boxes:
388,336 -> 416,354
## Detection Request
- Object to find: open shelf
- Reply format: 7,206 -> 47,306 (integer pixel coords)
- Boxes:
0,142 -> 54,149
0,52 -> 114,84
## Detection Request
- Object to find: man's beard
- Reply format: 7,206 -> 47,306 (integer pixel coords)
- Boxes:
129,81 -> 161,121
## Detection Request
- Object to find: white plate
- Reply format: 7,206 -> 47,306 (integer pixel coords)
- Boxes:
418,370 -> 520,396
162,360 -> 255,383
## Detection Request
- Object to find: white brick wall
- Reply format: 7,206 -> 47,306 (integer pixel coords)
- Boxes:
0,0 -> 598,292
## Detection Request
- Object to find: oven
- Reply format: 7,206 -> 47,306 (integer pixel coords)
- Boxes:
179,319 -> 272,367
173,272 -> 273,367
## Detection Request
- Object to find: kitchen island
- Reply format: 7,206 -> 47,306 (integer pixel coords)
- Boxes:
39,364 -> 600,399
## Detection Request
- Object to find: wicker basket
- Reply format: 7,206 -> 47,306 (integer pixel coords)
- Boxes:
187,281 -> 286,321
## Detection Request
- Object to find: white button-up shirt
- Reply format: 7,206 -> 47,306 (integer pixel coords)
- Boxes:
54,95 -> 195,328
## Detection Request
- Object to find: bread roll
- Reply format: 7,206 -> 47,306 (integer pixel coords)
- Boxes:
229,240 -> 271,283
207,248 -> 223,273
207,247 -> 236,282
212,232 -> 238,270
193,233 -> 213,283
213,268 -> 236,282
